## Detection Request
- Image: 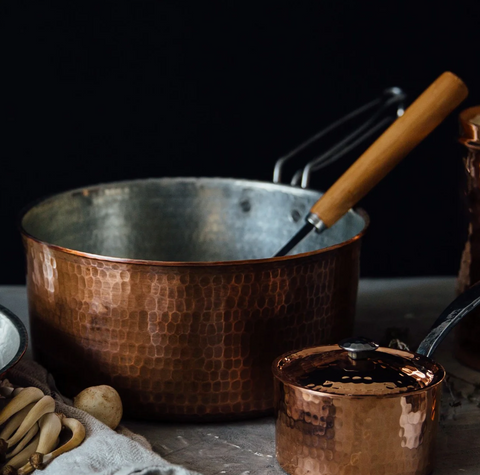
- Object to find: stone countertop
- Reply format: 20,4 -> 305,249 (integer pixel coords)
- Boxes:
1,277 -> 479,475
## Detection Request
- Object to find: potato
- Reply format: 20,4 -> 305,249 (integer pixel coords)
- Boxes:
73,385 -> 123,430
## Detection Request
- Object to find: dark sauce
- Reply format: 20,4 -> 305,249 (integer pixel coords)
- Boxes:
280,350 -> 436,395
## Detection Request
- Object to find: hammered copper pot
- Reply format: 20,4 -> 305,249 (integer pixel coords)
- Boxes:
273,347 -> 442,475
273,281 -> 480,475
20,177 -> 367,421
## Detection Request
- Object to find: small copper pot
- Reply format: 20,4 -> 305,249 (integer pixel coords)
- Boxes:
273,282 -> 480,475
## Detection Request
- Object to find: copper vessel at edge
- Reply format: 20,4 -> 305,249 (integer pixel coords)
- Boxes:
456,105 -> 480,370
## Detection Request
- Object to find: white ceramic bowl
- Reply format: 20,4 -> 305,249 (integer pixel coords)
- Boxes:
0,304 -> 27,378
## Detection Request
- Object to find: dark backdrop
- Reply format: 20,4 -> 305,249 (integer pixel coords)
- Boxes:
0,1 -> 478,284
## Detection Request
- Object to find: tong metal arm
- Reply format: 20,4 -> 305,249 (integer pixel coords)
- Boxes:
273,87 -> 406,188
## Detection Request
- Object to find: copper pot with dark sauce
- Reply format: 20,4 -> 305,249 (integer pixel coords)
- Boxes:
273,282 -> 480,475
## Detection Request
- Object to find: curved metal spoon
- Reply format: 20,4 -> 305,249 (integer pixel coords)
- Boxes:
417,282 -> 480,358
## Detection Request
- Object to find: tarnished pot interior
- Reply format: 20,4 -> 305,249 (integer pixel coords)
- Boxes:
21,177 -> 367,421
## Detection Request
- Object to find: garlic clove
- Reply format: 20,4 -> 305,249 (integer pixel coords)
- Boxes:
6,396 -> 55,448
30,417 -> 85,470
28,412 -> 62,469
0,388 -> 44,426
1,433 -> 39,475
0,403 -> 36,443
0,403 -> 36,461
0,381 -> 18,399
6,423 -> 39,460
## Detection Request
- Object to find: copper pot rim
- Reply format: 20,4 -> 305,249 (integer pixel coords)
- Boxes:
18,177 -> 370,268
272,344 -> 446,399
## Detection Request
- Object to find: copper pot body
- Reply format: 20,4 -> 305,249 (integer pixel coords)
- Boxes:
20,178 -> 367,421
273,346 -> 444,475
456,106 -> 480,370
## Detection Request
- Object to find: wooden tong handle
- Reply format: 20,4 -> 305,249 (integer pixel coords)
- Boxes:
310,71 -> 468,227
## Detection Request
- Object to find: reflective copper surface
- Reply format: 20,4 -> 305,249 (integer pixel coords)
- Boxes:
20,178 -> 368,421
273,346 -> 445,475
275,346 -> 441,396
456,106 -> 480,371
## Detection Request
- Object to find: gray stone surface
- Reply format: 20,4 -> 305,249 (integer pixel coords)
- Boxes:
2,278 -> 480,474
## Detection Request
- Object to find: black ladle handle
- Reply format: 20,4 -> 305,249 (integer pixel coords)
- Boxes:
417,281 -> 480,358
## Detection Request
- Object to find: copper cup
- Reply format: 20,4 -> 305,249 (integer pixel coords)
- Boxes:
273,282 -> 480,475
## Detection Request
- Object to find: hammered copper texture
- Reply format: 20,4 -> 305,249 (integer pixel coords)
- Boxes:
274,380 -> 441,475
23,236 -> 361,421
456,106 -> 480,371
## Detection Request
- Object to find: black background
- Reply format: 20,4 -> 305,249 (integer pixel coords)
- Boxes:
1,1 -> 478,285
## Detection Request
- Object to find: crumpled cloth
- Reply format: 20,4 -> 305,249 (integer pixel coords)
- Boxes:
6,360 -> 202,475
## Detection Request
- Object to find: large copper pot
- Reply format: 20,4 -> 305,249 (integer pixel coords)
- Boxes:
273,282 -> 480,475
20,177 -> 367,421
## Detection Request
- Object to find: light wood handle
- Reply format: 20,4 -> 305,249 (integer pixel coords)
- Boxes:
310,71 -> 468,227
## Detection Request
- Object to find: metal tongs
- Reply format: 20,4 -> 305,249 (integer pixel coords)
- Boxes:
274,72 -> 468,257
273,87 -> 406,189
